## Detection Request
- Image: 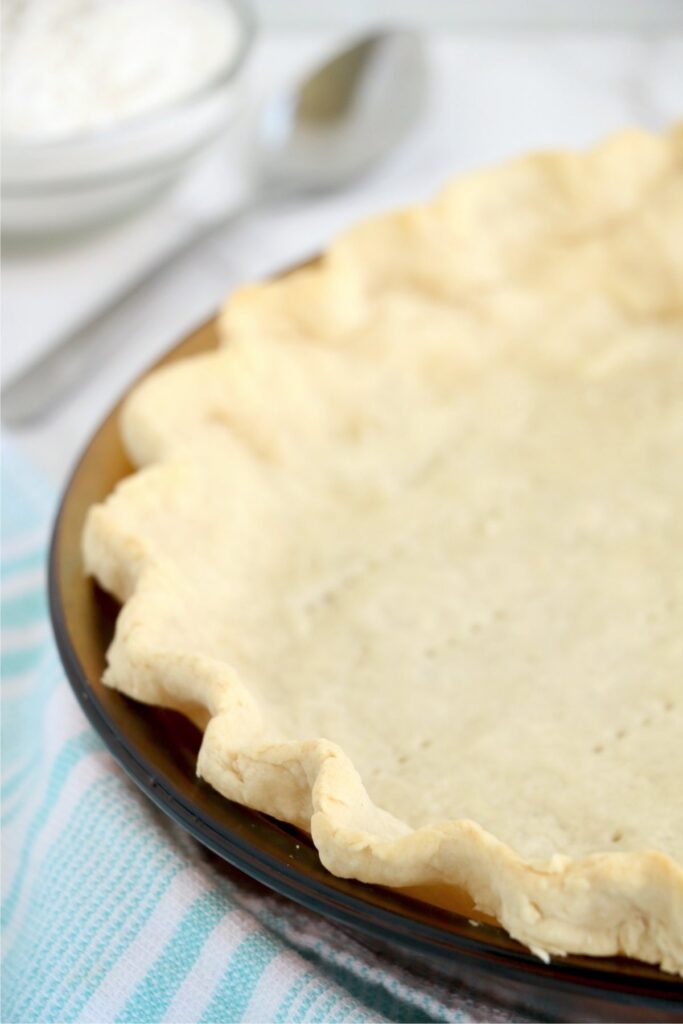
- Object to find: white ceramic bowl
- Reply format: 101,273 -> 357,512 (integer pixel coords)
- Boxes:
1,0 -> 254,237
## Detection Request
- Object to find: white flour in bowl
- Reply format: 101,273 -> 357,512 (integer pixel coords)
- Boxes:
2,0 -> 242,139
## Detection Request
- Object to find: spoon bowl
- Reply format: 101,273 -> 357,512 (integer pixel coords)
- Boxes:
255,31 -> 426,194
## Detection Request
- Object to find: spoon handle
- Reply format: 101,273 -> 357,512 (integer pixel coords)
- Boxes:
1,196 -> 262,427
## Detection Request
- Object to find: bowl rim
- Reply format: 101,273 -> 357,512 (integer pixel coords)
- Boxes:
1,0 -> 255,159
2,139 -> 220,195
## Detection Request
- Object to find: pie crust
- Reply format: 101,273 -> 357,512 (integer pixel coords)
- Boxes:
83,127 -> 683,973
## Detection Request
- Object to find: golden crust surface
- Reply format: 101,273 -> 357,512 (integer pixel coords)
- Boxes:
83,127 -> 683,973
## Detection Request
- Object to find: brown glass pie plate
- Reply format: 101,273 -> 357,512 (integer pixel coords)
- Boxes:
49,313 -> 683,1023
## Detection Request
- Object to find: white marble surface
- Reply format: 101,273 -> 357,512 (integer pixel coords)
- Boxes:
3,29 -> 683,485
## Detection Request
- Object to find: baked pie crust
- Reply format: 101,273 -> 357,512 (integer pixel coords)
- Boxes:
84,127 -> 683,973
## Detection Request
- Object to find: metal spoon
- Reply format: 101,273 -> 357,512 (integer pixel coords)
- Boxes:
2,31 -> 426,426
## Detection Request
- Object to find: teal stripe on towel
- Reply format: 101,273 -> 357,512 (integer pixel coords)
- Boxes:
199,931 -> 280,1023
118,889 -> 228,1024
2,586 -> 47,629
1,731 -> 99,929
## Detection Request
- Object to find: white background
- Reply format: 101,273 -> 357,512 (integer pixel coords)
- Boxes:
253,0 -> 683,30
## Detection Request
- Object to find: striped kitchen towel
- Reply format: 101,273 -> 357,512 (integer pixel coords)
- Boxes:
1,440 -> 524,1024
